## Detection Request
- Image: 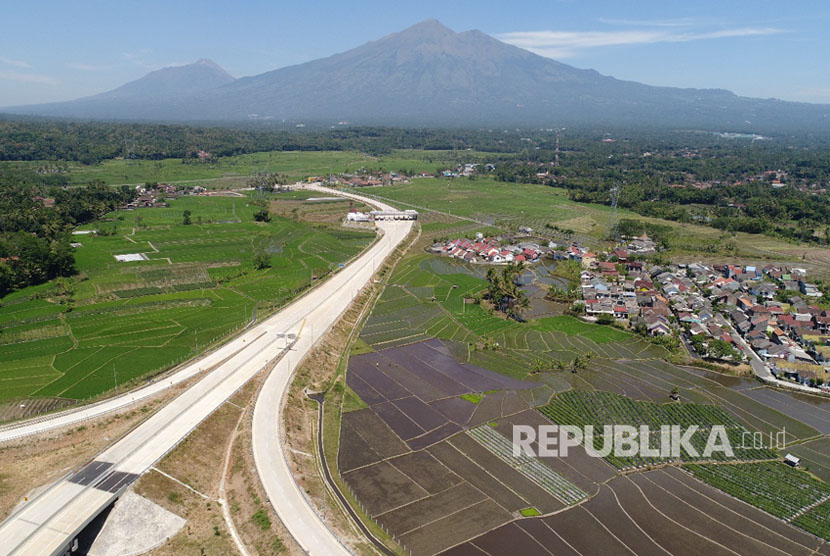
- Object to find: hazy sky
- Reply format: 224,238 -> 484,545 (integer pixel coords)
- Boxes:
1,0 -> 828,107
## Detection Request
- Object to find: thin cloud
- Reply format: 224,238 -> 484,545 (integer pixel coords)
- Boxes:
598,17 -> 697,28
121,48 -> 151,61
121,48 -> 157,69
67,62 -> 110,71
0,56 -> 32,69
497,27 -> 784,58
0,71 -> 58,85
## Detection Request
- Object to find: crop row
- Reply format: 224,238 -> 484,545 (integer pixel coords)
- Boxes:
686,462 -> 830,526
793,500 -> 830,541
538,390 -> 778,469
468,425 -> 587,506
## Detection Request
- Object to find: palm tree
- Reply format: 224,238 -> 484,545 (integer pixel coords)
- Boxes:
485,261 -> 531,318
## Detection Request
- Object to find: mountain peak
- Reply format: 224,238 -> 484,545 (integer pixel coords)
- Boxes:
88,57 -> 235,101
407,19 -> 453,32
192,58 -> 227,72
396,18 -> 456,39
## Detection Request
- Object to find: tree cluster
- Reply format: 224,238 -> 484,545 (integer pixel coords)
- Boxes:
484,262 -> 530,319
0,165 -> 135,295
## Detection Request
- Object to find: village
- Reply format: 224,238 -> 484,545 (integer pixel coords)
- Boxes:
580,249 -> 829,390
312,161 -> 493,188
430,234 -> 546,264
428,229 -> 829,391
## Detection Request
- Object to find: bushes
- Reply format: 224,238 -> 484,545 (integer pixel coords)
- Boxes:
251,508 -> 271,530
253,251 -> 272,270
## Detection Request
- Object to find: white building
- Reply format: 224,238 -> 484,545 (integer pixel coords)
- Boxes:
346,211 -> 370,222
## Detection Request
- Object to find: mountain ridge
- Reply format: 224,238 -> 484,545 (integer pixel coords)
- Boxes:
4,20 -> 828,131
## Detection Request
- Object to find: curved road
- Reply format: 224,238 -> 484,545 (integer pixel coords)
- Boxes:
0,185 -> 412,556
252,186 -> 412,555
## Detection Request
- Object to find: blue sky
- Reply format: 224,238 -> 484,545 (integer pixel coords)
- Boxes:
1,0 -> 828,107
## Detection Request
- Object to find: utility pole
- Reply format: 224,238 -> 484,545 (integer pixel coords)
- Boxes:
113,362 -> 118,392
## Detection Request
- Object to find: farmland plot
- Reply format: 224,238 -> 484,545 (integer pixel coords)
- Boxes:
539,390 -> 779,469
467,424 -> 587,505
685,462 -> 830,525
0,194 -> 373,406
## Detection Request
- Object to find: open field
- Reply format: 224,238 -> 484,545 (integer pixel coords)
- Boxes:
359,253 -> 666,379
343,339 -> 539,452
14,151 -> 372,186
788,437 -> 830,483
338,340 -> 605,555
10,149 -> 508,188
364,178 -> 830,273
268,194 -> 374,225
341,341 -> 830,555
0,194 -> 373,406
15,146 -> 830,271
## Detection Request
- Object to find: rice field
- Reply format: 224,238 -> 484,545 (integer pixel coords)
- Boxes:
0,194 -> 373,405
538,390 -> 779,469
685,462 -> 830,529
360,253 -> 667,381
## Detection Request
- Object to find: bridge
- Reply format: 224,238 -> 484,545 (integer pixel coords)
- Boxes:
370,209 -> 418,220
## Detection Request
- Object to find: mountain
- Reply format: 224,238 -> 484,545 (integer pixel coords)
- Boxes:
9,59 -> 235,120
94,58 -> 235,99
4,20 -> 829,131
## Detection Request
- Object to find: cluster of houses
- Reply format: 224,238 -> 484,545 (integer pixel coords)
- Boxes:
579,256 -> 829,388
439,163 -> 496,178
551,235 -> 657,265
122,185 -> 170,209
715,264 -> 829,386
431,235 -> 544,264
121,183 -> 224,210
580,258 -> 673,336
316,172 -> 409,188
121,183 -> 212,210
33,195 -> 56,207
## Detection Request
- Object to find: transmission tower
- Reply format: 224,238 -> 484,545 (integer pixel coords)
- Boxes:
610,184 -> 622,243
554,129 -> 561,168
122,135 -> 135,162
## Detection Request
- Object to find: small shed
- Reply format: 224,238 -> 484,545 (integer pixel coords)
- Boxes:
784,453 -> 800,467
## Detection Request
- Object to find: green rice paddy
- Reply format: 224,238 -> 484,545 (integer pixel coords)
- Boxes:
0,194 -> 373,402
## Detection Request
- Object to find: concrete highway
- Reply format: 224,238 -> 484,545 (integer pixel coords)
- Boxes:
0,185 -> 412,556
252,185 -> 413,556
